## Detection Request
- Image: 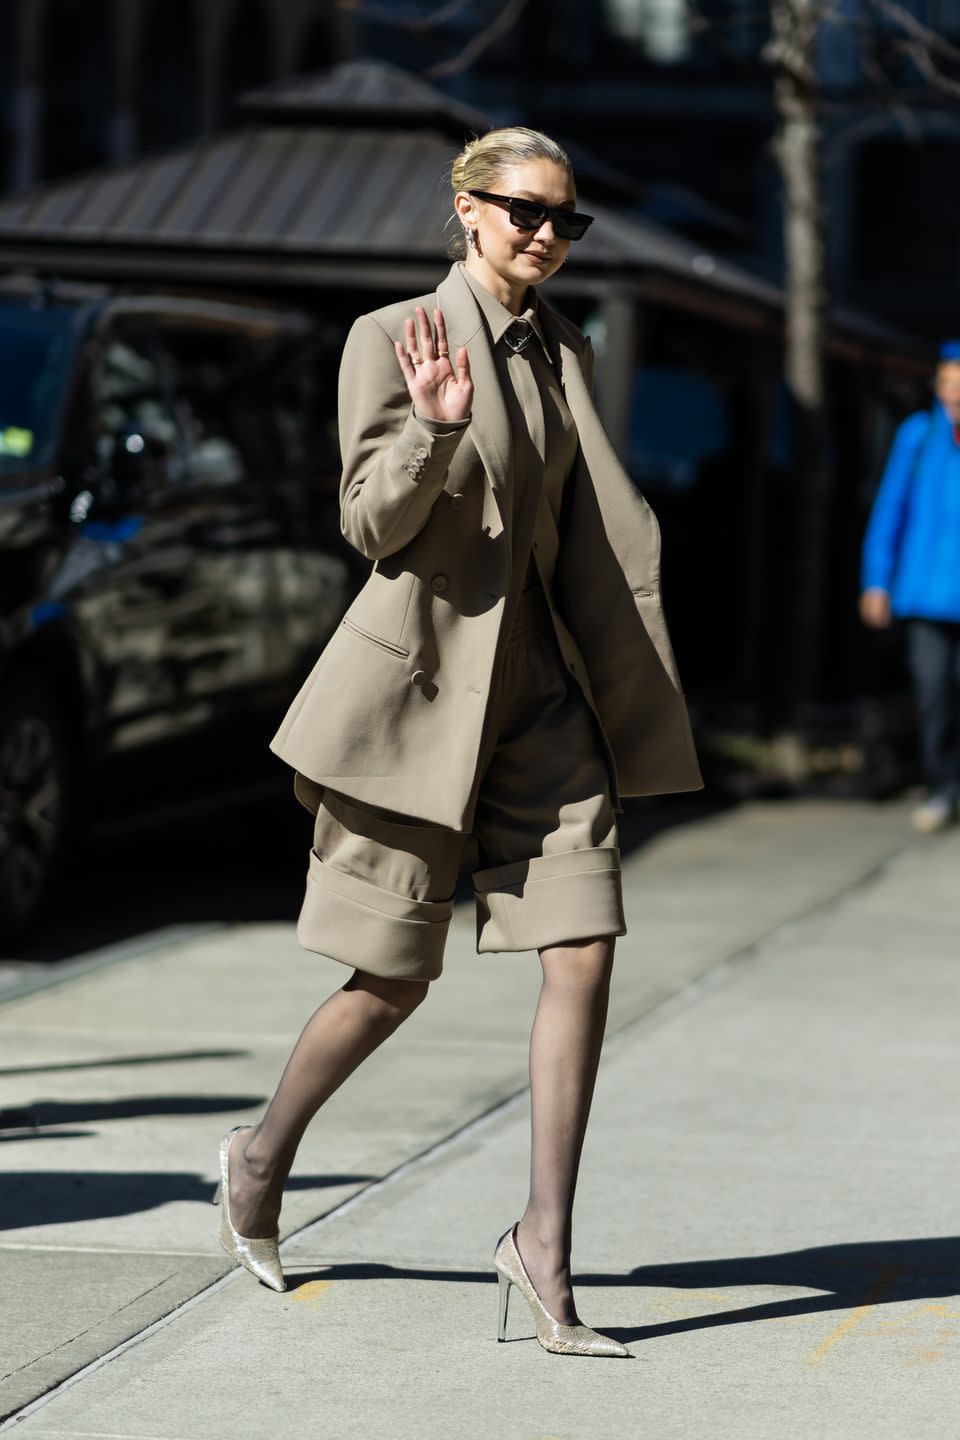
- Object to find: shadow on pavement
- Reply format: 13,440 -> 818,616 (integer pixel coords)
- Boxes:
0,1170 -> 376,1229
281,1236 -> 960,1340
0,1094 -> 267,1129
619,1238 -> 960,1339
0,1129 -> 95,1143
0,1049 -> 250,1077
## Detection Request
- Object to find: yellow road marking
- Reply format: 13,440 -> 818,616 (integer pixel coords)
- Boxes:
292,1280 -> 335,1306
865,1303 -> 960,1333
807,1268 -> 901,1366
902,1326 -> 960,1367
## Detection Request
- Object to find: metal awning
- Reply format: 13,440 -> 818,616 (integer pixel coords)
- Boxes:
0,56 -> 781,307
0,60 -> 927,364
239,58 -> 492,134
0,121 -> 777,297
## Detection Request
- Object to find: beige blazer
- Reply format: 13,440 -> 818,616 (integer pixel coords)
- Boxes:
271,263 -> 703,831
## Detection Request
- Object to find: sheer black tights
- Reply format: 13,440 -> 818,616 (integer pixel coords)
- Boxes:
227,940 -> 616,1329
516,938 -> 615,1324
227,971 -> 428,1238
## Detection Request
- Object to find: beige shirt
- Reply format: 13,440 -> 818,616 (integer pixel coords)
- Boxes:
458,263 -> 579,593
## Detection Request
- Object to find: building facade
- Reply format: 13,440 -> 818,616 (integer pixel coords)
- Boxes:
1,1 -> 957,334
427,0 -> 960,339
0,0 -> 349,193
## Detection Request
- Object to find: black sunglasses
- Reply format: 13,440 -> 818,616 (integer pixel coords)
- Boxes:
467,191 -> 594,241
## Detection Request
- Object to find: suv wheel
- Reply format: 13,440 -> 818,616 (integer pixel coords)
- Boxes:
0,685 -> 75,947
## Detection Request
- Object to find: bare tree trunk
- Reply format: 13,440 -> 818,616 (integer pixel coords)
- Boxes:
766,0 -> 830,710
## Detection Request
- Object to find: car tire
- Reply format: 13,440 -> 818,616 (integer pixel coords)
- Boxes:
0,681 -> 78,948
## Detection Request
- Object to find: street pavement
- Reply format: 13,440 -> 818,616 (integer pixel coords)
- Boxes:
2,797 -> 959,1438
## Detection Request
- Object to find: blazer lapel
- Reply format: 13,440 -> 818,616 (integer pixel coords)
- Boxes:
539,304 -> 592,450
539,301 -> 663,591
539,304 -> 627,502
436,266 -> 512,499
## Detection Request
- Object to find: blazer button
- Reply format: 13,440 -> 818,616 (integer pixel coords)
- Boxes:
449,492 -> 463,504
431,574 -> 448,594
411,669 -> 425,685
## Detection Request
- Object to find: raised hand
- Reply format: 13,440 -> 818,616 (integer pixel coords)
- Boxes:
394,305 -> 473,425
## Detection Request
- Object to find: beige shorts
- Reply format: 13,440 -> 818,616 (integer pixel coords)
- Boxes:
294,583 -> 625,982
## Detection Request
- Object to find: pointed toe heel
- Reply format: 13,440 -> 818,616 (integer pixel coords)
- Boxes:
493,1223 -> 630,1358
215,1126 -> 286,1293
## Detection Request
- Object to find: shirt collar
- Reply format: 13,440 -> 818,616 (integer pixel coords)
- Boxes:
458,262 -> 551,359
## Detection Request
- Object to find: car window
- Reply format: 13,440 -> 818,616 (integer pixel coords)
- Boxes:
158,322 -> 324,491
91,327 -> 184,489
159,327 -> 257,489
0,303 -> 79,481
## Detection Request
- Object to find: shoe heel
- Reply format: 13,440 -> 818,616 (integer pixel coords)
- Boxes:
497,1269 -> 512,1342
212,1182 -> 221,1206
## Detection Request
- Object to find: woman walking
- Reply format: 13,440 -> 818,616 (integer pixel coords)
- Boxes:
214,127 -> 701,1356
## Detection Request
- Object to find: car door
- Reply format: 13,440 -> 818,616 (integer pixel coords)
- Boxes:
155,312 -> 349,711
53,318 -> 212,749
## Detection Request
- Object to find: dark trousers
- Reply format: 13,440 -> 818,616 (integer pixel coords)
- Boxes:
906,619 -> 960,797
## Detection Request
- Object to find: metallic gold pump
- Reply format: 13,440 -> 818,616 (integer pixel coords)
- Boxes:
213,1126 -> 286,1292
494,1223 -> 630,1357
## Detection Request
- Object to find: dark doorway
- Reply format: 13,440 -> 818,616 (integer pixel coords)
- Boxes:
0,0 -> 19,191
851,135 -> 960,338
222,0 -> 272,120
42,0 -> 114,180
140,0 -> 201,152
298,16 -> 338,75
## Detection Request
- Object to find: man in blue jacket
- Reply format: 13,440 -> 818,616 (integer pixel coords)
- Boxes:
861,342 -> 960,831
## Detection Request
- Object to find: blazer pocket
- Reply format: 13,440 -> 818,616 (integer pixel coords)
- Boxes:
631,586 -> 667,639
341,617 -> 411,660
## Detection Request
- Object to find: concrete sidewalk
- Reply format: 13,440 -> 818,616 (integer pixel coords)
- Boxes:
3,798 -> 958,1437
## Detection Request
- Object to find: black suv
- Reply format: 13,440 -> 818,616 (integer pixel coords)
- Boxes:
0,281 -> 351,943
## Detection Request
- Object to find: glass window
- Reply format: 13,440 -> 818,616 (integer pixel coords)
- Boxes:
605,0 -> 692,63
161,321 -> 333,491
629,366 -> 731,489
603,0 -> 765,65
159,328 -> 253,489
0,304 -> 79,480
91,328 -> 184,492
164,322 -> 326,490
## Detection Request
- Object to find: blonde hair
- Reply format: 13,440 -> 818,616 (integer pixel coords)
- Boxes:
446,126 -> 574,259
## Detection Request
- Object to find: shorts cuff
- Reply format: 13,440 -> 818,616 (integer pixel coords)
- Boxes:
473,848 -> 625,954
297,850 -> 452,981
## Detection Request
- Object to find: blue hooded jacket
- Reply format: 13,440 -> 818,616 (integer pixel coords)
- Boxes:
862,402 -> 960,621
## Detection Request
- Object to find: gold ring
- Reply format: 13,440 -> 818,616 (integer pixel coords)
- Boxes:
437,346 -> 449,357
410,353 -> 423,365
